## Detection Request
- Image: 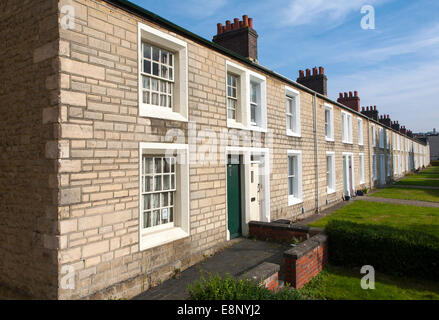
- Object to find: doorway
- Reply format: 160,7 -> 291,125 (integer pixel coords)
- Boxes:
343,154 -> 354,197
380,154 -> 385,185
227,155 -> 242,239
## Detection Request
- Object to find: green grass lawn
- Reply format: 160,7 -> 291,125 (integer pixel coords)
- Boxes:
395,178 -> 439,187
298,265 -> 439,300
394,166 -> 439,187
370,187 -> 439,202
309,200 -> 439,237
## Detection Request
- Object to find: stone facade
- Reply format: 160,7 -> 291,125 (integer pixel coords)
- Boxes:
0,0 -> 430,300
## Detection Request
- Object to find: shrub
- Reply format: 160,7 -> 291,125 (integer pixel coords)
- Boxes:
188,272 -> 304,300
325,220 -> 439,279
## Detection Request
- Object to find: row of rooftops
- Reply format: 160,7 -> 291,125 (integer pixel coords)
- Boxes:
103,0 -> 426,146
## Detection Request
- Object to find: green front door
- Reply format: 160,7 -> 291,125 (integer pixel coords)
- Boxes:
227,161 -> 242,239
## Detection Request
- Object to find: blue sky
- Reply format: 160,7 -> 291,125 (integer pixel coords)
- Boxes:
131,0 -> 439,132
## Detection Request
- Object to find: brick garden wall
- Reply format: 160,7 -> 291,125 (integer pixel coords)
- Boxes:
0,0 -> 60,299
284,233 -> 328,289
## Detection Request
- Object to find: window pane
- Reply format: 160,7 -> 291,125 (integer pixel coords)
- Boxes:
151,78 -> 159,91
144,176 -> 152,192
153,193 -> 160,208
251,104 -> 256,123
144,158 -> 153,174
171,174 -> 175,189
250,82 -> 258,103
163,175 -> 170,190
153,210 -> 160,226
151,93 -> 159,105
144,194 -> 151,210
161,50 -> 168,64
288,177 -> 294,196
143,60 -> 151,74
161,192 -> 168,207
143,211 -> 151,228
288,157 -> 295,176
152,63 -> 159,76
154,176 -> 162,191
152,47 -> 159,61
142,76 -> 150,89
143,44 -> 151,59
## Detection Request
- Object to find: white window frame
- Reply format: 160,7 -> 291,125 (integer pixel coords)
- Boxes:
285,86 -> 301,137
287,150 -> 302,206
225,61 -> 267,132
371,124 -> 376,147
324,104 -> 334,141
138,23 -> 188,122
379,128 -> 384,149
373,154 -> 377,181
387,155 -> 391,177
139,143 -> 190,251
248,70 -> 267,132
359,153 -> 365,184
385,130 -> 390,150
341,111 -> 353,144
357,118 -> 363,145
326,151 -> 336,194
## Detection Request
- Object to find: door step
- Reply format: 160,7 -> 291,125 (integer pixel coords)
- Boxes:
239,262 -> 280,292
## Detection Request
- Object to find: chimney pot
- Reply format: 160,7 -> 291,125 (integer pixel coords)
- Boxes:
344,92 -> 348,98
367,107 -> 369,111
339,93 -> 343,98
217,23 -> 223,35
374,105 -> 377,111
248,18 -> 253,29
243,15 -> 249,27
233,18 -> 240,30
226,20 -> 231,31
362,107 -> 365,112
319,66 -> 324,75
349,91 -> 353,97
312,67 -> 318,75
354,91 -> 358,97
299,70 -> 304,78
306,69 -> 311,77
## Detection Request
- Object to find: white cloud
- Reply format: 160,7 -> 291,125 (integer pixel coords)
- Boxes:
329,60 -> 439,132
280,0 -> 387,27
335,23 -> 439,64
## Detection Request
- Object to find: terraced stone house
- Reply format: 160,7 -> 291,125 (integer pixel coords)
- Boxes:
0,0 -> 430,299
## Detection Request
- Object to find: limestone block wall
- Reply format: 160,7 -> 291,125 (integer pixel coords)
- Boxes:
0,0 -> 60,299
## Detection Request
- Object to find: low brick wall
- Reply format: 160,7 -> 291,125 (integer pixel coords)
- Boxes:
249,221 -> 323,243
284,234 -> 328,289
249,221 -> 328,290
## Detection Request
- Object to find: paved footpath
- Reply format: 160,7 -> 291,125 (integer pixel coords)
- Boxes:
361,195 -> 439,208
133,239 -> 290,300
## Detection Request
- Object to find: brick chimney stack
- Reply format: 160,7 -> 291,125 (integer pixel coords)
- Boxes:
297,66 -> 327,96
337,91 -> 360,112
379,114 -> 391,127
361,105 -> 379,121
213,15 -> 258,62
391,121 -> 400,131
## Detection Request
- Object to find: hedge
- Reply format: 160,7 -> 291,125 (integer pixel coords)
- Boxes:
188,272 -> 304,300
325,220 -> 439,279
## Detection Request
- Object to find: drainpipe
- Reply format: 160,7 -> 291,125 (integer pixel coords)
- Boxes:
313,93 -> 319,213
367,118 -> 372,189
